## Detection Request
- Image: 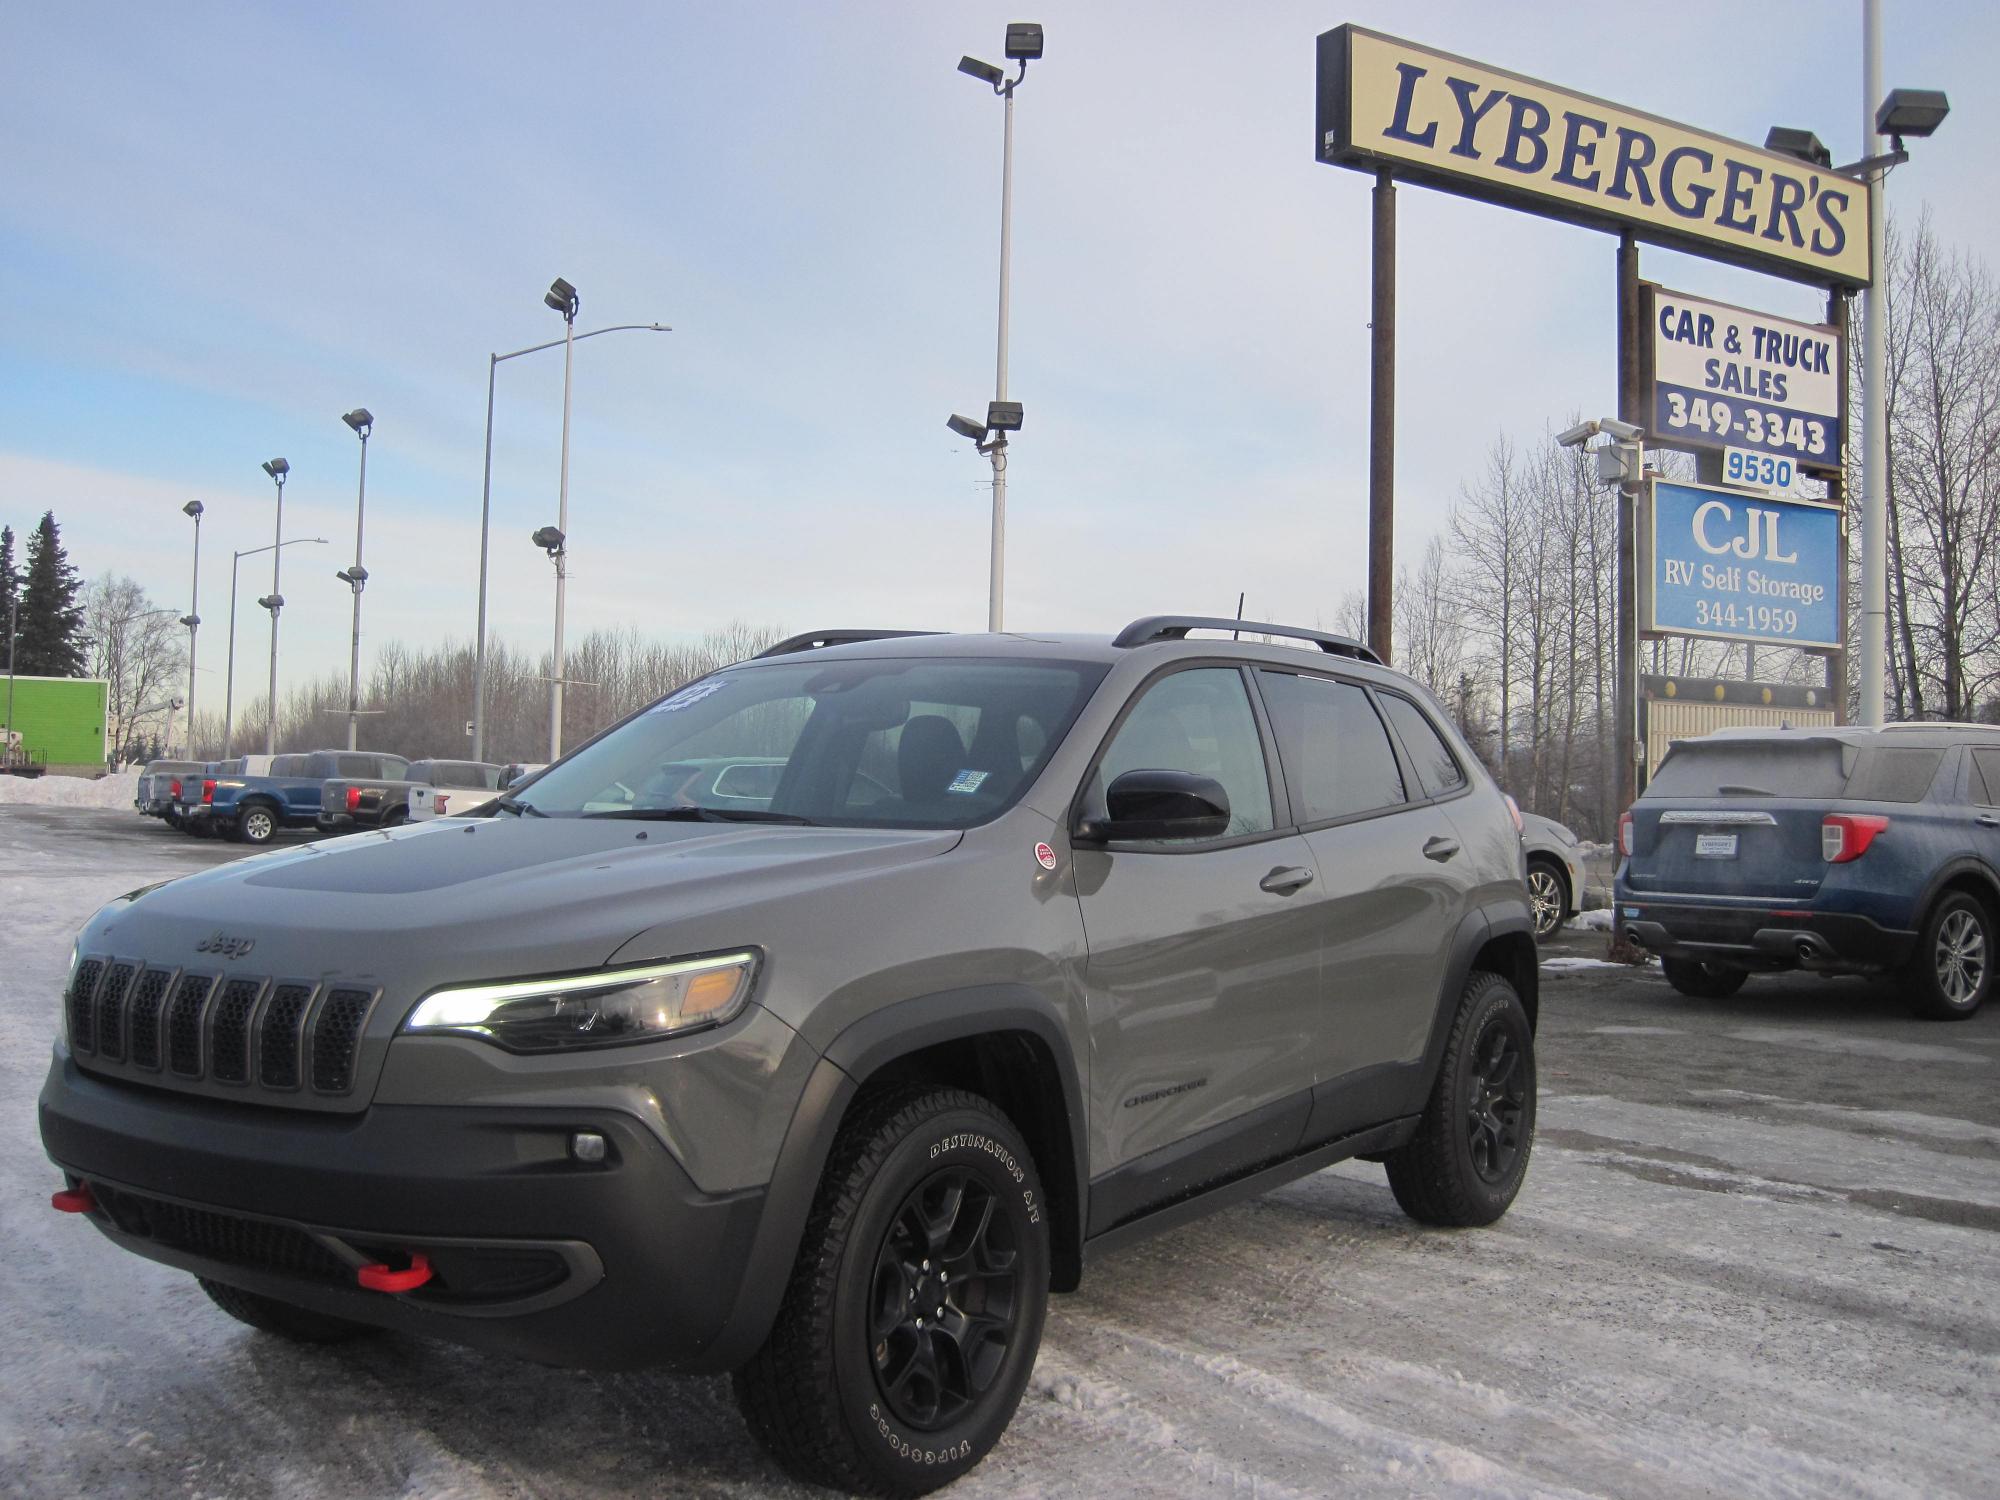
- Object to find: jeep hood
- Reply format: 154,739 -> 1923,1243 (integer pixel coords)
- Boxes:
85,818 -> 962,986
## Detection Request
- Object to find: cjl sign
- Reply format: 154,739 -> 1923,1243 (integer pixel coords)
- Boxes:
1645,480 -> 1840,649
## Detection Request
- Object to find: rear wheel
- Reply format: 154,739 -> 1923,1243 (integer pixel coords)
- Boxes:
236,803 -> 278,844
1908,891 -> 1993,1020
733,1086 -> 1049,1496
1661,957 -> 1748,998
1526,858 -> 1569,941
199,1278 -> 374,1344
1384,970 -> 1535,1227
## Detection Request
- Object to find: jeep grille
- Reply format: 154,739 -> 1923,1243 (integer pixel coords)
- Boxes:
67,956 -> 378,1104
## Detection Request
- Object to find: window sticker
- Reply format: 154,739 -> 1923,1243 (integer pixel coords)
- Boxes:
647,680 -> 729,714
946,769 -> 990,795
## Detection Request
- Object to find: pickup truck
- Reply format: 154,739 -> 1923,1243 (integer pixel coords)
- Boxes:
135,760 -> 206,827
405,760 -> 506,821
181,750 -> 407,845
322,764 -> 504,836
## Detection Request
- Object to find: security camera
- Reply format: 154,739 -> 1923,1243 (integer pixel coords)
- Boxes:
1598,417 -> 1643,442
1556,420 -> 1599,448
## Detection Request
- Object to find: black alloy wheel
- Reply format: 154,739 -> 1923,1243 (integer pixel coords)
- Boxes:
1526,859 -> 1568,940
869,1168 -> 1021,1432
1465,1017 -> 1529,1185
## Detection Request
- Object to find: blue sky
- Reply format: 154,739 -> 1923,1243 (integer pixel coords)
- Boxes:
3,2 -> 1993,711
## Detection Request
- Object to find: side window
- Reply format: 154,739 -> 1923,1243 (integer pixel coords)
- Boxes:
1973,748 -> 2000,807
336,754 -> 378,780
1256,671 -> 1405,822
1099,668 -> 1274,839
1378,692 -> 1468,799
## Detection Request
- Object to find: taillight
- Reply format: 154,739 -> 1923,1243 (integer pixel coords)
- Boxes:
1823,813 -> 1889,863
346,786 -> 362,812
169,779 -> 182,799
1618,811 -> 1634,857
433,795 -> 449,814
1502,793 -> 1523,833
202,779 -> 216,804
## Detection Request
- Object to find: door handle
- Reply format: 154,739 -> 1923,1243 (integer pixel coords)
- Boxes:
1259,866 -> 1316,895
1422,835 -> 1461,863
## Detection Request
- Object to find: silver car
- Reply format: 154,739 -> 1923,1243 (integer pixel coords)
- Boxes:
1520,810 -> 1586,939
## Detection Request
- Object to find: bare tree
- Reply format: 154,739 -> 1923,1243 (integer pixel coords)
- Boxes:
83,574 -> 187,762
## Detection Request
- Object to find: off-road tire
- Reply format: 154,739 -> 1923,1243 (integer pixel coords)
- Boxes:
235,802 -> 278,845
1526,857 -> 1569,941
1907,890 -> 1994,1020
198,1278 -> 374,1344
1384,969 -> 1535,1227
733,1085 -> 1050,1497
1661,956 -> 1749,999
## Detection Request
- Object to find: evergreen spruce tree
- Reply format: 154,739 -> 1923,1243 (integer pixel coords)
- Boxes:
0,524 -> 18,654
17,511 -> 87,677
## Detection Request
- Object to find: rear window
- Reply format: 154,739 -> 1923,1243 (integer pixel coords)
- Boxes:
1844,747 -> 1944,804
271,755 -> 310,776
1645,739 -> 1852,799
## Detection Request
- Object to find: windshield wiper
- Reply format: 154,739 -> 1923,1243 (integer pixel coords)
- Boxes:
582,806 -> 816,825
489,797 -> 549,817
1716,784 -> 1776,796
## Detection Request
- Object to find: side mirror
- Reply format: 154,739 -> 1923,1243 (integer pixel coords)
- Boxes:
1079,769 -> 1232,842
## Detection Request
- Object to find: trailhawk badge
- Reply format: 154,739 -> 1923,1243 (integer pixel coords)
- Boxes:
194,931 -> 256,959
1034,842 -> 1058,871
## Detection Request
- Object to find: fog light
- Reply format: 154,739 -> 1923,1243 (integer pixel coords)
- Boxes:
570,1131 -> 606,1163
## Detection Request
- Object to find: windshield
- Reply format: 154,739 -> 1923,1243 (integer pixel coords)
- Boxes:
509,656 -> 1107,828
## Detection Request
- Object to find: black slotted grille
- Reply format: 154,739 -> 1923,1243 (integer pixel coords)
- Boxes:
257,984 -> 315,1090
94,963 -> 137,1061
128,969 -> 174,1069
67,960 -> 103,1053
311,989 -> 375,1094
166,974 -> 217,1076
95,1185 -> 352,1284
207,978 -> 265,1084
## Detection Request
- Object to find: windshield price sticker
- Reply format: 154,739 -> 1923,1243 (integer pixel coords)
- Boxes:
1722,446 -> 1812,499
1651,290 -> 1842,470
1646,479 -> 1840,650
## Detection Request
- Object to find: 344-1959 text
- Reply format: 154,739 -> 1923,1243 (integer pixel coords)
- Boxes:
1692,599 -> 1799,636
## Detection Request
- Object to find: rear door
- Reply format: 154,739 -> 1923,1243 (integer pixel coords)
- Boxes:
1970,748 -> 2000,867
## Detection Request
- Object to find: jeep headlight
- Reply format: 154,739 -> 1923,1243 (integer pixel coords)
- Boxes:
404,951 -> 758,1052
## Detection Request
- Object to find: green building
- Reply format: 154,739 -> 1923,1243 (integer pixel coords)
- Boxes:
2,676 -> 110,769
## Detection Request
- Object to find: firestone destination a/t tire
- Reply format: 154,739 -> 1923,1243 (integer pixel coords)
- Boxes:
733,1085 -> 1050,1497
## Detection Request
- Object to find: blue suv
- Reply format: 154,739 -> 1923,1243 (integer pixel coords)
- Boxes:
1616,724 -> 2000,1019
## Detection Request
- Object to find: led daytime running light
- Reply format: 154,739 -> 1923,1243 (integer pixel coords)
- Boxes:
405,951 -> 758,1042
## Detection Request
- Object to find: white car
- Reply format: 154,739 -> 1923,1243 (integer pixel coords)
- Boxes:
1520,810 -> 1587,940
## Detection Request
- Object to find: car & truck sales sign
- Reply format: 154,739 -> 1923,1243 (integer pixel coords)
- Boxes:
1316,27 -> 1871,288
1644,480 -> 1840,650
1650,289 -> 1842,471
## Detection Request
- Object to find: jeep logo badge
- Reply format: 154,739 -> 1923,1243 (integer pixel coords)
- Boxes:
195,931 -> 256,960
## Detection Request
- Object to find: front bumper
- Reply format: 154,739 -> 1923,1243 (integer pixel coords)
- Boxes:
39,1051 -> 764,1371
1617,898 -> 1917,973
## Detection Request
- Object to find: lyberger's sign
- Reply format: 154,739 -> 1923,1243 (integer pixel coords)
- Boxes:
1316,27 -> 1870,288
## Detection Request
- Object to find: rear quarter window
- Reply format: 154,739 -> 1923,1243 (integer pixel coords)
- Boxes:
1843,747 -> 1945,804
1378,692 -> 1468,799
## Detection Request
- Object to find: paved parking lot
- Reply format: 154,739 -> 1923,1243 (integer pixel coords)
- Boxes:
3,807 -> 1996,1497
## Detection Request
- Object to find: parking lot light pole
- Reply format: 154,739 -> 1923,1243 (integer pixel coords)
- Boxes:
226,535 -> 326,760
542,277 -> 579,762
471,317 -> 669,763
180,500 -> 203,757
337,409 -> 374,750
257,458 -> 289,754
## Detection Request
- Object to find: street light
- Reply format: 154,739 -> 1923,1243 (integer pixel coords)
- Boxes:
543,277 -> 579,762
338,408 -> 373,750
180,499 -> 203,757
471,317 -> 670,762
259,458 -> 288,754
954,22 -> 1042,633
224,537 -> 327,758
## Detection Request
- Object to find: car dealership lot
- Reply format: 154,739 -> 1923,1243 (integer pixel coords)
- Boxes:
3,807 -> 1995,1498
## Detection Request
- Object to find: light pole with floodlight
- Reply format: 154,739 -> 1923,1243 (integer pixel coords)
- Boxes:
257,457 -> 289,754
542,277 -> 578,761
337,408 -> 373,750
225,536 -> 328,759
954,22 -> 1042,633
180,500 -> 203,757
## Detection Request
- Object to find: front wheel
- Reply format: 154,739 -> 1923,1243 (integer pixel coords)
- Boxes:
1526,858 -> 1569,941
1384,970 -> 1536,1227
733,1086 -> 1050,1497
1908,891 -> 1993,1020
235,804 -> 277,844
1661,957 -> 1748,998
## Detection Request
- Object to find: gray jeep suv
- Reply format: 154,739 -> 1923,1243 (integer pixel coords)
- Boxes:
41,617 -> 1538,1496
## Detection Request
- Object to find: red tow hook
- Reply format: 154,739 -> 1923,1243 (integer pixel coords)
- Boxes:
52,1185 -> 97,1214
357,1253 -> 433,1293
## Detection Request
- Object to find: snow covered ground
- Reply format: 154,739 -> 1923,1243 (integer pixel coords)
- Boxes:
0,769 -> 139,808
4,809 -> 1997,1498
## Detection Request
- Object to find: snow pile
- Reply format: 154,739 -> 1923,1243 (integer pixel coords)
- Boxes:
0,770 -> 139,808
1572,907 -> 1616,932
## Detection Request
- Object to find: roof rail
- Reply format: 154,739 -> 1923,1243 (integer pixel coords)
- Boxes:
753,630 -> 940,659
1112,615 -> 1382,664
1879,720 -> 2000,734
